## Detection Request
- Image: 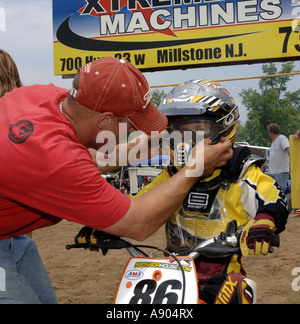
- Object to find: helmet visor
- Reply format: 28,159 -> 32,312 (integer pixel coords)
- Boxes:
168,117 -> 225,143
168,106 -> 239,145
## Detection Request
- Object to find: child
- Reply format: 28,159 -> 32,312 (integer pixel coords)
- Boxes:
135,80 -> 289,303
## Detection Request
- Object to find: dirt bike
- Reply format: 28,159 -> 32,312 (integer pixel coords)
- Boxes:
66,220 -> 279,305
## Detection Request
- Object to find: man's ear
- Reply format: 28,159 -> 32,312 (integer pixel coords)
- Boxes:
96,112 -> 115,129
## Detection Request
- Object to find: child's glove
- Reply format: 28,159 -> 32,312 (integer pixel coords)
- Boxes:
76,227 -> 99,252
239,214 -> 276,257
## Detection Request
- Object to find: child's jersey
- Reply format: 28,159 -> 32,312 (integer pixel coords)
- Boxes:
134,159 -> 288,254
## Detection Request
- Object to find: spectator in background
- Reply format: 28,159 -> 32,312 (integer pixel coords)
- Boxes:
0,50 -> 30,236
138,176 -> 144,190
0,49 -> 22,98
293,130 -> 300,140
267,123 -> 290,190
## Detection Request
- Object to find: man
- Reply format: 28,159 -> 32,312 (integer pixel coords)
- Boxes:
0,57 -> 233,304
267,123 -> 290,189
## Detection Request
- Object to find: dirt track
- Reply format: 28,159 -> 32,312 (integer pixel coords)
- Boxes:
34,211 -> 300,304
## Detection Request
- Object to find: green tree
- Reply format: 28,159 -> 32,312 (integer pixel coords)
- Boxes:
237,62 -> 300,146
151,89 -> 167,107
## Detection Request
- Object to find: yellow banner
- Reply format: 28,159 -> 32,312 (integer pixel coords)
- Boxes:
53,0 -> 300,75
54,19 -> 300,75
290,135 -> 300,209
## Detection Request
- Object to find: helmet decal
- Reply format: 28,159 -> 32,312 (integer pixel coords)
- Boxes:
217,106 -> 240,131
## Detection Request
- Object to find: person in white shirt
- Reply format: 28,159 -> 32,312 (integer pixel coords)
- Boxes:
267,123 -> 290,190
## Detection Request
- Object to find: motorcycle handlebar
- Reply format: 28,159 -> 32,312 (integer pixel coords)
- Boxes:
193,235 -> 279,258
65,229 -> 280,259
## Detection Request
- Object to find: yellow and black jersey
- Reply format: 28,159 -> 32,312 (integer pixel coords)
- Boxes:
134,155 -> 288,254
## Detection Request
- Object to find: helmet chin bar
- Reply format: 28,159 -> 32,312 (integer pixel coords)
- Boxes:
174,142 -> 192,166
169,130 -> 203,166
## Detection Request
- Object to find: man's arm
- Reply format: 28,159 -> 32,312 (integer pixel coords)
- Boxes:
89,132 -> 164,173
285,147 -> 290,157
104,138 -> 233,241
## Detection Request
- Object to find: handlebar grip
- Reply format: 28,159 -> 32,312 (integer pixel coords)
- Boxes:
74,229 -> 132,250
196,246 -> 241,258
270,234 -> 280,248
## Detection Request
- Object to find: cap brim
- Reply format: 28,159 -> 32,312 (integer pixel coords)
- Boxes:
128,103 -> 168,135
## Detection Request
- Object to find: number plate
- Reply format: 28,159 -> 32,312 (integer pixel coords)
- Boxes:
114,257 -> 199,304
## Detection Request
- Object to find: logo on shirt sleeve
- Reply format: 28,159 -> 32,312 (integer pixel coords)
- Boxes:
8,120 -> 34,144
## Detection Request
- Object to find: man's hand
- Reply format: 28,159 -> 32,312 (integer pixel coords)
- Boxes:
177,137 -> 233,179
202,138 -> 233,178
240,214 -> 277,258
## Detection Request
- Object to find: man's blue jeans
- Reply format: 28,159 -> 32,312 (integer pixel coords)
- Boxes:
268,172 -> 290,191
0,235 -> 57,304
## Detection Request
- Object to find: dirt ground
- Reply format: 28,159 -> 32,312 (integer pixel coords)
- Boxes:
34,210 -> 300,304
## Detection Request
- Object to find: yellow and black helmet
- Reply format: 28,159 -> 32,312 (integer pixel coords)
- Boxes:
159,79 -> 239,145
159,80 -> 239,168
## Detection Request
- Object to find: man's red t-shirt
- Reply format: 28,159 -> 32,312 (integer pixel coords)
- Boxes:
0,84 -> 131,240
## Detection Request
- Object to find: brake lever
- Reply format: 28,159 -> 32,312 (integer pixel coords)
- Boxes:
66,243 -> 89,250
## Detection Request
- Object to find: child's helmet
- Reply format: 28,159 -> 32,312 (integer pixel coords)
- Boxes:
158,79 -> 239,168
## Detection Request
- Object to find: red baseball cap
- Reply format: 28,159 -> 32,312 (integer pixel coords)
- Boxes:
70,57 -> 167,135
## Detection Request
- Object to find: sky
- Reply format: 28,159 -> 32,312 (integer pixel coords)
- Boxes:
1,0 -> 300,123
